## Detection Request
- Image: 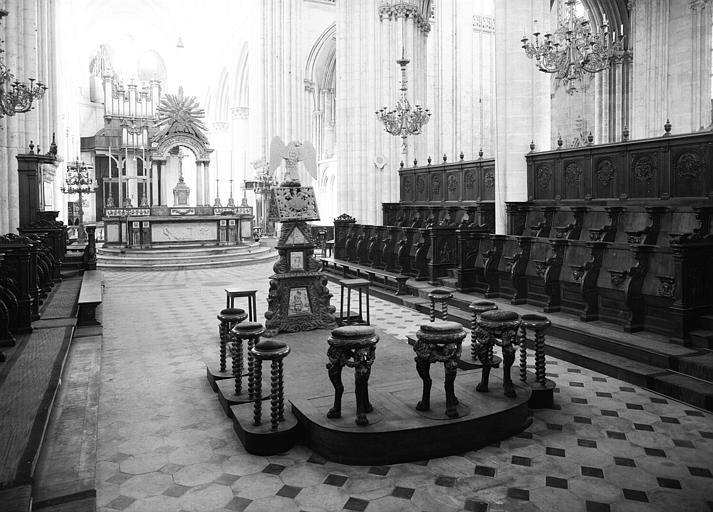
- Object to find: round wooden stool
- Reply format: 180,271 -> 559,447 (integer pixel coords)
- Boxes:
230,321 -> 266,399
413,320 -> 467,418
475,310 -> 521,398
217,307 -> 248,374
468,300 -> 498,361
519,314 -> 556,408
428,289 -> 454,322
326,325 -> 380,426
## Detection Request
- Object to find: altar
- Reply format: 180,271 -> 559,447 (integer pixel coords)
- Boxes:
103,205 -> 254,248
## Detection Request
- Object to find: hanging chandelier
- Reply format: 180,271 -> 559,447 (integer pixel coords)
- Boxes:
62,158 -> 95,195
0,9 -> 47,117
520,0 -> 624,94
376,48 -> 431,157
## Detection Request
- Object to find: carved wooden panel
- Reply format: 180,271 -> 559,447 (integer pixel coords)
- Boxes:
482,165 -> 495,201
415,172 -> 428,202
562,159 -> 586,200
629,152 -> 658,198
401,174 -> 415,203
526,132 -> 711,203
462,165 -> 478,201
446,171 -> 460,202
429,172 -> 443,202
672,148 -> 706,198
592,155 -> 619,199
534,164 -> 555,200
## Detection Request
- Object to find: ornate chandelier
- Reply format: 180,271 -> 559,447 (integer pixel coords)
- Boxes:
0,9 -> 47,116
520,0 -> 624,94
376,49 -> 431,158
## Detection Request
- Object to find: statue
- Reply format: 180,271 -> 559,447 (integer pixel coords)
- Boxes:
269,136 -> 318,185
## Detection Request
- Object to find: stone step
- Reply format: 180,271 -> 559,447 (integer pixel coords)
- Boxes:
97,245 -> 273,265
541,335 -> 666,389
97,250 -> 277,271
98,242 -> 262,256
649,372 -> 713,411
700,315 -> 713,331
689,329 -> 713,349
675,351 -> 713,382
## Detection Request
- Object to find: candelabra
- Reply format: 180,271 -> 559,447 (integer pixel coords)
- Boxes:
61,158 -> 96,242
0,10 -> 47,117
521,0 -> 624,94
376,48 -> 431,159
253,167 -> 277,237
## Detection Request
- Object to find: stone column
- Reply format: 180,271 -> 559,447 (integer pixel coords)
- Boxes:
337,0 -> 430,225
493,0 -> 551,234
248,0 -> 306,162
203,161 -> 211,206
151,160 -> 161,206
630,0 -> 711,137
689,0 -> 713,131
195,161 -> 203,206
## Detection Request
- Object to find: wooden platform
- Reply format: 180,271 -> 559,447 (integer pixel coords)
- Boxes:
208,326 -> 535,465
292,373 -> 531,465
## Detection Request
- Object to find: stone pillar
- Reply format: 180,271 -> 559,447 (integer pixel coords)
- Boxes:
493,0 -> 551,234
337,0 -> 430,225
630,0 -> 711,137
195,161 -> 203,206
248,0 -> 306,162
203,161 -> 211,206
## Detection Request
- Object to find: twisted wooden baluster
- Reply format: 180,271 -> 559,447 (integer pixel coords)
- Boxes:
253,359 -> 263,426
270,360 -> 280,431
519,327 -> 528,383
535,328 -> 547,386
277,360 -> 285,421
247,338 -> 255,399
233,335 -> 243,395
219,321 -> 227,373
470,311 -> 478,360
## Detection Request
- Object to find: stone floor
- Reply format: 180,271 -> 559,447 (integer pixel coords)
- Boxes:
96,261 -> 713,512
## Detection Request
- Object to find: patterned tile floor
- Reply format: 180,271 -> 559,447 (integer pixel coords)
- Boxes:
97,261 -> 713,512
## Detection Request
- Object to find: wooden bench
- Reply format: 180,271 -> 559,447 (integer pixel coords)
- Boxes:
321,257 -> 410,296
77,270 -> 103,326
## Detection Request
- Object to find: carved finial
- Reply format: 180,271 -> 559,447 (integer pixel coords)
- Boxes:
557,134 -> 563,149
478,148 -> 483,159
426,155 -> 431,165
459,151 -> 464,160
529,140 -> 535,152
587,132 -> 594,145
663,118 -> 672,136
442,153 -> 447,162
36,145 -> 41,154
413,158 -> 418,166
400,160 -> 404,168
48,132 -> 57,156
28,141 -> 35,154
622,126 -> 630,141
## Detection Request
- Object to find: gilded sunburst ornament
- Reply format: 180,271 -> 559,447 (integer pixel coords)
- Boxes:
154,86 -> 209,144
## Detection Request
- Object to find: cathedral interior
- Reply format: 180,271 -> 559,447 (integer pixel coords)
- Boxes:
1,0 -> 713,511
